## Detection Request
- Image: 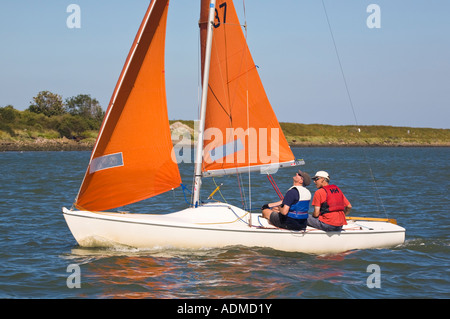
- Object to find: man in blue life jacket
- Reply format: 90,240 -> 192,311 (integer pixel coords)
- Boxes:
261,170 -> 312,230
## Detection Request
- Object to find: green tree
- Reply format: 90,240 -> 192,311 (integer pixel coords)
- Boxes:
65,94 -> 104,122
28,91 -> 65,117
0,105 -> 18,123
0,105 -> 18,137
55,114 -> 90,138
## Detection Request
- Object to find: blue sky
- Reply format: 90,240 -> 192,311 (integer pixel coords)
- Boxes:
1,0 -> 449,129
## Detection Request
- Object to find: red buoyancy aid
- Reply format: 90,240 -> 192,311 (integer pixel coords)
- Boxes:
320,185 -> 346,214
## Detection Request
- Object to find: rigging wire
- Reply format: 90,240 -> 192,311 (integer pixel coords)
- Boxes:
321,0 -> 387,217
320,0 -> 358,127
242,0 -> 252,224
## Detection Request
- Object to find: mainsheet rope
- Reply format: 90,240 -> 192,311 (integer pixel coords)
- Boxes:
267,174 -> 284,200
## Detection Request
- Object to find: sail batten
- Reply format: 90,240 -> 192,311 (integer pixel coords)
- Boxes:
75,0 -> 181,212
203,160 -> 301,178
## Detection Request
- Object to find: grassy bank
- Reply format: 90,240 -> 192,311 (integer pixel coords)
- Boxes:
1,120 -> 449,151
280,123 -> 450,147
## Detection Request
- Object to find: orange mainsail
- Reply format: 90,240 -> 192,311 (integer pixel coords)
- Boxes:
75,0 -> 181,211
199,0 -> 295,177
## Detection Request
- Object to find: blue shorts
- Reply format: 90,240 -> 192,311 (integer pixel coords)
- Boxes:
307,215 -> 342,232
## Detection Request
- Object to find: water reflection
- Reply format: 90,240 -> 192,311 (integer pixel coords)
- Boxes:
67,246 -> 361,298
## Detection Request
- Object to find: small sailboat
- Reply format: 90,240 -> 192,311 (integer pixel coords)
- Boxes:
62,0 -> 405,254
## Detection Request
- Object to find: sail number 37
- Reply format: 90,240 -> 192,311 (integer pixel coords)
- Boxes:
213,2 -> 227,28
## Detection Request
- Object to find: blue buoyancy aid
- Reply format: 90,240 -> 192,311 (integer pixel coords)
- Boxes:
287,186 -> 311,219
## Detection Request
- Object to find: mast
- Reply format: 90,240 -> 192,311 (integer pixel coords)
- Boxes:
193,0 -> 216,207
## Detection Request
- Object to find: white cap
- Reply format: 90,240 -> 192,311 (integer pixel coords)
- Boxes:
313,171 -> 330,180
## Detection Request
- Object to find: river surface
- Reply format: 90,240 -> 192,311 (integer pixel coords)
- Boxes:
0,147 -> 449,299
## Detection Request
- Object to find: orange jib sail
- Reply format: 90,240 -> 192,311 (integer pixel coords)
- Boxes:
75,0 -> 181,211
199,0 -> 295,177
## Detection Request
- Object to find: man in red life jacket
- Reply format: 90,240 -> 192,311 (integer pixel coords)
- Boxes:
307,171 -> 352,231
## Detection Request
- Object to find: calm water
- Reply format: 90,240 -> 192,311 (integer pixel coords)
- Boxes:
0,147 -> 449,299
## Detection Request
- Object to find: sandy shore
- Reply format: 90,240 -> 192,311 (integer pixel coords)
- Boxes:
0,137 -> 94,151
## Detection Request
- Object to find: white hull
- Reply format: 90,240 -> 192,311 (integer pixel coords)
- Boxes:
62,203 -> 405,254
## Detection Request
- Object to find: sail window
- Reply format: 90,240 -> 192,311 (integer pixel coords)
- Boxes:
209,139 -> 244,162
89,152 -> 124,174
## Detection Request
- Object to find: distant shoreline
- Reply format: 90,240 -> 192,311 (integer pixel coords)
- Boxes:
1,138 -> 449,152
1,121 -> 449,151
288,141 -> 450,148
